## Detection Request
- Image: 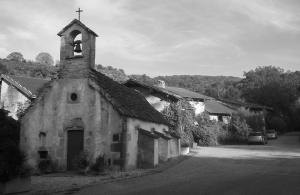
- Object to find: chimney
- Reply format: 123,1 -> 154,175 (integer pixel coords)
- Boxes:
157,80 -> 166,88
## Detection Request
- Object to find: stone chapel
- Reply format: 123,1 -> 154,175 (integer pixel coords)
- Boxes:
20,19 -> 180,171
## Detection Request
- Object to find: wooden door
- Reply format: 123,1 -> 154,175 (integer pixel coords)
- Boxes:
67,130 -> 84,170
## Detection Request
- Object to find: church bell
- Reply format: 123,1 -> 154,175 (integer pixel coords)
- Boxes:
73,40 -> 82,53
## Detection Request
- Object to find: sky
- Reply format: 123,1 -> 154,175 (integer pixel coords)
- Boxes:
0,0 -> 299,77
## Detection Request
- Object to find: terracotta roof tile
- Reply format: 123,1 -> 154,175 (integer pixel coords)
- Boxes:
204,100 -> 234,115
162,86 -> 212,101
1,74 -> 50,98
89,70 -> 169,125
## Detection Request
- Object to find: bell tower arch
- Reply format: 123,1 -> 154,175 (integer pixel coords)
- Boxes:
57,19 -> 98,78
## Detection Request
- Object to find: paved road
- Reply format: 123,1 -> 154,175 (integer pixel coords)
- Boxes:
75,132 -> 300,195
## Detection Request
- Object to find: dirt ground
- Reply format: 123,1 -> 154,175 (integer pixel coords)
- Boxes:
24,156 -> 188,195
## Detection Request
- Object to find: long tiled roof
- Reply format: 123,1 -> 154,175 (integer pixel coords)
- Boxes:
0,74 -> 50,98
124,79 -> 212,101
162,86 -> 212,101
124,79 -> 181,101
89,70 -> 169,125
204,100 -> 234,115
218,98 -> 273,111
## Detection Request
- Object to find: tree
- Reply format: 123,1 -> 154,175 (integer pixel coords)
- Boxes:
6,52 -> 24,62
0,62 -> 8,74
161,100 -> 195,146
35,52 -> 54,66
240,66 -> 300,130
0,109 -> 20,144
96,64 -> 128,83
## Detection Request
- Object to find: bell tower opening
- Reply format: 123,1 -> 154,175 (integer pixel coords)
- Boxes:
70,30 -> 83,56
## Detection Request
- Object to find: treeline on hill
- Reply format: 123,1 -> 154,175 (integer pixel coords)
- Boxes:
0,51 -> 129,82
0,52 -> 58,79
0,58 -> 58,79
0,59 -> 129,82
130,74 -> 242,100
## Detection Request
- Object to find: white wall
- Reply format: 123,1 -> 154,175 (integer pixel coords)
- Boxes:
146,96 -> 170,112
125,118 -> 169,169
1,81 -> 29,119
209,115 -> 218,121
209,114 -> 231,124
189,101 -> 205,116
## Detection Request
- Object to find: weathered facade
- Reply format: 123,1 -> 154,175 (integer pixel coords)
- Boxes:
20,19 -> 180,171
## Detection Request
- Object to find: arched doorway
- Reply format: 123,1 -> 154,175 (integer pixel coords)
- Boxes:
64,118 -> 85,170
67,129 -> 84,170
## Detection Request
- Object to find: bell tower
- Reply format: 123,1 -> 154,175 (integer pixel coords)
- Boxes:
57,19 -> 98,78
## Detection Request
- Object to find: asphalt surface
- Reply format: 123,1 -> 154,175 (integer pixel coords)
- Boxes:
74,132 -> 300,195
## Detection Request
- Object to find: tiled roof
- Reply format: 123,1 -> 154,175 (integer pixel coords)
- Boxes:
124,79 -> 212,101
89,70 -> 169,125
124,79 -> 181,101
1,74 -> 50,99
57,19 -> 98,37
217,98 -> 273,111
162,86 -> 212,101
204,100 -> 234,115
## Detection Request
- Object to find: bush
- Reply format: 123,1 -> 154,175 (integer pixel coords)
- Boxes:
72,151 -> 91,174
0,139 -> 31,182
267,115 -> 288,133
0,109 -> 30,182
0,109 -> 20,144
90,155 -> 105,173
237,108 -> 265,131
181,131 -> 193,147
37,157 -> 58,174
220,113 -> 251,144
192,113 -> 226,146
161,100 -> 195,147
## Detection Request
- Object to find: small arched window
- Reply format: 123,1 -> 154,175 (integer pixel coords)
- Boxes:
70,30 -> 82,56
39,132 -> 46,147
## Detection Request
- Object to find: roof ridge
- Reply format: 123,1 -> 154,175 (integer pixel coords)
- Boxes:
9,75 -> 50,81
1,74 -> 34,98
57,19 -> 98,37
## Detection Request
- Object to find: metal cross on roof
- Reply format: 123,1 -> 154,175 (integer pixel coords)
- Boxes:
76,8 -> 83,21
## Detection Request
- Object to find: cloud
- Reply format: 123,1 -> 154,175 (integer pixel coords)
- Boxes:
0,0 -> 299,76
229,0 -> 300,31
7,28 -> 37,40
0,47 -> 9,57
0,34 -> 6,41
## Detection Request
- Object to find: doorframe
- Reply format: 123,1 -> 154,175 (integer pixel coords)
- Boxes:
64,127 -> 84,170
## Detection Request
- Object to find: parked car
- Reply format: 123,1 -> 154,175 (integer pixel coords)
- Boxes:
266,129 -> 278,139
248,131 -> 268,145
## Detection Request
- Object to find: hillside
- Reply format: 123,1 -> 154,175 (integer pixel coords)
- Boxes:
0,58 -> 58,79
130,74 -> 242,100
0,58 -> 242,100
0,59 -> 129,83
